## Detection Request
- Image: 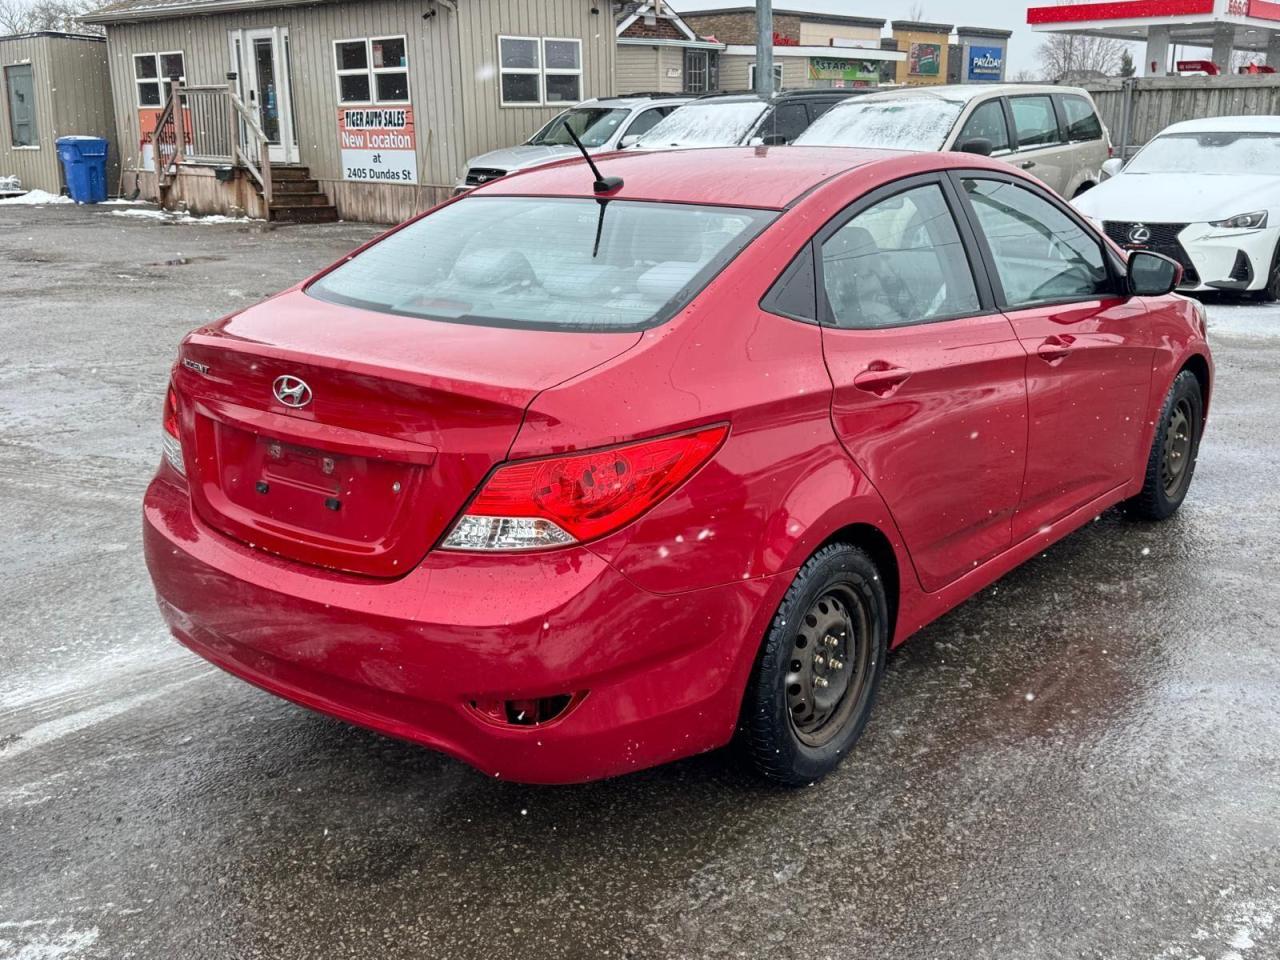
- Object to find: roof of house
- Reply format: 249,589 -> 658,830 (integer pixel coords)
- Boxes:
616,2 -> 721,48
677,7 -> 885,29
0,30 -> 105,41
82,0 -> 336,24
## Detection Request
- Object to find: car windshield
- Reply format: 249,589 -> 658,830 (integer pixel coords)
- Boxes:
1125,131 -> 1280,175
308,197 -> 776,331
635,101 -> 768,148
794,96 -> 966,150
529,108 -> 629,148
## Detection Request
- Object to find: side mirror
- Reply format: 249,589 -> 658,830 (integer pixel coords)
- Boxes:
1101,157 -> 1125,179
957,137 -> 994,156
619,134 -> 641,148
1128,250 -> 1181,296
760,133 -> 789,146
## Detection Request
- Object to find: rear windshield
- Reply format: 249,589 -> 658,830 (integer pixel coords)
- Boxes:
635,101 -> 768,148
794,96 -> 965,151
308,196 -> 776,331
1125,131 -> 1280,175
529,108 -> 629,148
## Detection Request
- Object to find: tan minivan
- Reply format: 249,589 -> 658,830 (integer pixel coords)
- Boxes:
794,84 -> 1111,199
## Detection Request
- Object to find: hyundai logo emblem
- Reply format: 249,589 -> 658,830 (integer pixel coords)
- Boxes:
272,375 -> 313,409
1128,223 -> 1152,245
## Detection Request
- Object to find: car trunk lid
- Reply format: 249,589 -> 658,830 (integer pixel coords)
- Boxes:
174,289 -> 639,577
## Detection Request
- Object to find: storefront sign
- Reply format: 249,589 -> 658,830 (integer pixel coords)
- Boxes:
808,57 -> 879,86
337,106 -> 418,184
138,107 -> 193,173
967,45 -> 1004,82
909,42 -> 942,76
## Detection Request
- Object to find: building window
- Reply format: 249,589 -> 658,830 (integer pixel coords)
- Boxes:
334,37 -> 410,105
134,52 -> 185,107
748,62 -> 784,93
5,64 -> 36,147
498,36 -> 582,106
684,49 -> 719,93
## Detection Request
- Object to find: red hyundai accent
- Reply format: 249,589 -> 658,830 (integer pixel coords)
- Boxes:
144,147 -> 1212,785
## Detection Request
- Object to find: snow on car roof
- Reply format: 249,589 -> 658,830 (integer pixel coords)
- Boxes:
846,83 -> 1070,105
1159,115 -> 1280,135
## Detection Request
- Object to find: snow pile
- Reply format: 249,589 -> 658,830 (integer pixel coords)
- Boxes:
0,189 -> 73,205
107,208 -> 253,225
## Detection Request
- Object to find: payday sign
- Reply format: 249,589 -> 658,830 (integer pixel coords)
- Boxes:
338,106 -> 418,184
967,45 -> 1004,82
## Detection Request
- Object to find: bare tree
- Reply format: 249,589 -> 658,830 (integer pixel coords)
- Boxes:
1036,33 -> 1126,79
907,2 -> 927,21
0,0 -> 104,35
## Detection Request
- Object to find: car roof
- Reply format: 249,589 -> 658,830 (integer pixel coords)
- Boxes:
582,93 -> 692,108
846,83 -> 1082,105
1158,115 -> 1280,135
470,145 -> 910,209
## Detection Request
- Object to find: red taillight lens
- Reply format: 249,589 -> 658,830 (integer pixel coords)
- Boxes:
163,386 -> 180,438
443,425 -> 728,551
161,385 -> 185,477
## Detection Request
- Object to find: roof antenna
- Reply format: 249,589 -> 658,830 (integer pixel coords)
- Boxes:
563,121 -> 623,194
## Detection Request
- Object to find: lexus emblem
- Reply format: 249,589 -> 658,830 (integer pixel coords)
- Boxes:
272,375 -> 312,408
1128,223 -> 1152,245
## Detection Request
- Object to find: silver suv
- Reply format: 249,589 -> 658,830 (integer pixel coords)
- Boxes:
455,93 -> 690,193
794,84 -> 1112,199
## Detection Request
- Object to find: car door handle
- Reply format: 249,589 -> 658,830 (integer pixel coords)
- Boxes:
1037,334 -> 1076,363
1018,160 -> 1036,169
852,362 -> 911,397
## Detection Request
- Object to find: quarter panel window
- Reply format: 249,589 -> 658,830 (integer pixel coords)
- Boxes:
1010,95 -> 1061,148
1059,95 -> 1102,142
963,178 -> 1110,307
956,99 -> 1010,153
820,183 -> 980,329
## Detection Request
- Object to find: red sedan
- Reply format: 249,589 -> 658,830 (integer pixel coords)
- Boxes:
144,147 -> 1212,785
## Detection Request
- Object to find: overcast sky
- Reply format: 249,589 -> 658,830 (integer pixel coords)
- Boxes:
669,0 -> 1052,77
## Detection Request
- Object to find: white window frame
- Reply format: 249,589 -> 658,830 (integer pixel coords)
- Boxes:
134,50 -> 185,109
497,35 -> 582,107
333,35 -> 410,106
748,62 -> 784,94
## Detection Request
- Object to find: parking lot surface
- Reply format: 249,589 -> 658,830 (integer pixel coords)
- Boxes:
2,205 -> 1278,960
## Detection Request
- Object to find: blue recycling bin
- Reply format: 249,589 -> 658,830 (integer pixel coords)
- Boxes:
55,136 -> 109,204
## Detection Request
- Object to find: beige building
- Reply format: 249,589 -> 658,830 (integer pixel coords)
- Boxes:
681,7 -> 902,91
82,0 -> 617,223
890,19 -> 954,87
615,2 -> 724,95
0,31 -> 119,195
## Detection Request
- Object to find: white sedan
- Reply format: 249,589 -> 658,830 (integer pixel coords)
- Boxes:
1074,116 -> 1280,299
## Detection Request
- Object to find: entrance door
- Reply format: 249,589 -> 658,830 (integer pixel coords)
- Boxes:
229,26 -> 297,163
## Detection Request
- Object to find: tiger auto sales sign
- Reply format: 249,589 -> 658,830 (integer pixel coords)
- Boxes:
338,106 -> 418,184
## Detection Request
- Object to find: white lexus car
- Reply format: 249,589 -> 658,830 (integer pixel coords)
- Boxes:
1074,116 -> 1280,299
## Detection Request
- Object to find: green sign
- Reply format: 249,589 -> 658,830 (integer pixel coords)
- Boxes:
909,42 -> 942,77
808,57 -> 879,85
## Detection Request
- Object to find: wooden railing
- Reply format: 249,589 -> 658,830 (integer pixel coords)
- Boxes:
151,77 -> 272,205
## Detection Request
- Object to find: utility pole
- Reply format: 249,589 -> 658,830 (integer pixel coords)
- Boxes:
755,0 -> 774,95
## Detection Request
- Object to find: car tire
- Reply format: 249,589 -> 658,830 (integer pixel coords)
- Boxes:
1122,370 -> 1204,521
740,543 -> 889,786
1253,238 -> 1280,303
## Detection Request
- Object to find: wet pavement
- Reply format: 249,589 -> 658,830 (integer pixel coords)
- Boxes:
2,204 -> 1279,960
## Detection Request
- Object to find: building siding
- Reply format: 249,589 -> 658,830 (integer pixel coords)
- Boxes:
0,34 -> 118,194
719,52 -> 808,91
616,44 -> 685,94
101,0 -> 615,221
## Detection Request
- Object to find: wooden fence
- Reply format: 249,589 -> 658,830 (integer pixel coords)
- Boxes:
1081,75 -> 1280,157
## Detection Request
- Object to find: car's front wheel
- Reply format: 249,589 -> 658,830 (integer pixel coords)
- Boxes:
740,543 -> 888,786
1255,237 -> 1280,302
1123,370 -> 1204,520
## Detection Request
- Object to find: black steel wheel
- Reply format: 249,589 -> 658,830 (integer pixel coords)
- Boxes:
740,543 -> 888,786
1123,369 -> 1204,521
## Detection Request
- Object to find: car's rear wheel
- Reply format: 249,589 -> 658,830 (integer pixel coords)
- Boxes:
740,543 -> 888,786
1123,370 -> 1204,521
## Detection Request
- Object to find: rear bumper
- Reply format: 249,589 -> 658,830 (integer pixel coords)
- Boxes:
143,477 -> 779,783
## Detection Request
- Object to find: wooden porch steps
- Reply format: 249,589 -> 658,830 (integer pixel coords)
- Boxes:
262,165 -> 339,224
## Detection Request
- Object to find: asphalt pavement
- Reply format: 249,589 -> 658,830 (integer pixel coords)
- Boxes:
2,203 -> 1278,960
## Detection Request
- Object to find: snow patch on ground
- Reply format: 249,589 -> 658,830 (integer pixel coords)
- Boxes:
1206,301 -> 1280,339
0,190 -> 72,206
0,924 -> 99,960
107,208 -> 252,224
1155,892 -> 1277,959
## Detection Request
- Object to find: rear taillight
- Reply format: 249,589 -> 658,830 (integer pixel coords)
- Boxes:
161,385 -> 185,476
442,425 -> 728,552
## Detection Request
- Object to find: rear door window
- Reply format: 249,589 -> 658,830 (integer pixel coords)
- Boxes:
759,102 -> 811,143
819,183 -> 980,328
955,99 -> 1011,154
308,197 -> 776,332
961,177 -> 1110,307
1057,95 -> 1102,142
1009,95 -> 1062,149
622,107 -> 668,141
